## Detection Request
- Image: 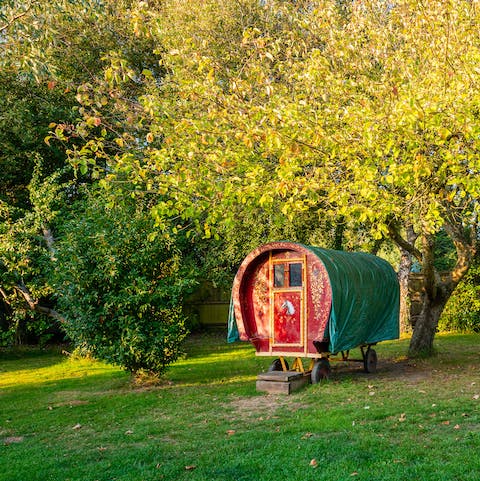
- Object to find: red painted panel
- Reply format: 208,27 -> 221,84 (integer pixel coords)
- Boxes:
232,242 -> 333,357
273,291 -> 302,345
238,254 -> 270,341
305,254 -> 332,353
250,259 -> 270,338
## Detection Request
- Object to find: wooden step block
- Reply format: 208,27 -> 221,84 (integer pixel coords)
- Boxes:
256,371 -> 311,394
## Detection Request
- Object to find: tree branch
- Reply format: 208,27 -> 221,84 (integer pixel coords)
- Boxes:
0,2 -> 35,33
42,224 -> 56,260
14,283 -> 65,324
442,219 -> 477,285
387,223 -> 422,262
0,287 -> 11,304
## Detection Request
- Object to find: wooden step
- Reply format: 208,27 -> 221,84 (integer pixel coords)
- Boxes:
256,370 -> 311,394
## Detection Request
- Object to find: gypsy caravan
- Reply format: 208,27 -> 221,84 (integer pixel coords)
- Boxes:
229,242 -> 399,383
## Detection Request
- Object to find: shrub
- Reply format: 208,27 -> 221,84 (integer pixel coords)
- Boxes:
54,196 -> 194,374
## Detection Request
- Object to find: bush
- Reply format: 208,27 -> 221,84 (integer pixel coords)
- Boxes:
439,258 -> 480,333
54,196 -> 195,374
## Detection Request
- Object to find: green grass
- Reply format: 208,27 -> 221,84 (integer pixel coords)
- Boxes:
1,332 -> 479,481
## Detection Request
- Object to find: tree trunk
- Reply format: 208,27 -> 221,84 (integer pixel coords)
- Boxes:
397,225 -> 417,335
397,248 -> 412,335
408,231 -> 476,357
408,292 -> 447,355
408,234 -> 442,356
388,218 -> 477,357
14,283 -> 66,324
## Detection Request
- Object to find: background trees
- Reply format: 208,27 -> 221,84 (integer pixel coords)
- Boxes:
0,73 -> 75,344
0,0 -> 196,373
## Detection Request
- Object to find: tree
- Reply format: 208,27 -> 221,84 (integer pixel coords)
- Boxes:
0,163 -> 69,345
0,72 -> 74,344
53,193 -> 195,374
64,0 -> 479,356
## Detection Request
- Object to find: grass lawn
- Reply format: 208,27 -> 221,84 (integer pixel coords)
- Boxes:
1,332 -> 479,481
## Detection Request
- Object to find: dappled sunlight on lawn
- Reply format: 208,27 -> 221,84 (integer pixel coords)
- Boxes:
166,374 -> 259,388
0,357 -> 122,389
179,347 -> 256,365
167,339 -> 265,387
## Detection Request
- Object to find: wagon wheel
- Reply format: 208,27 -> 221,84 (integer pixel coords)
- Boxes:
363,347 -> 377,373
268,358 -> 289,372
311,358 -> 331,383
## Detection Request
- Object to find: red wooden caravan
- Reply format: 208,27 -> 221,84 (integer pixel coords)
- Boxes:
229,242 -> 399,381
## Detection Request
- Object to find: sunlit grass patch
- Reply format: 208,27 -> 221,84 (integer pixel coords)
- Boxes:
0,356 -> 122,389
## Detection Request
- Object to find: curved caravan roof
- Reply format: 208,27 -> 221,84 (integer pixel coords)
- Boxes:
306,244 -> 400,352
229,242 -> 399,354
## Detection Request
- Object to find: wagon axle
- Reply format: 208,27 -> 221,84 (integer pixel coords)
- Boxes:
267,344 -> 378,384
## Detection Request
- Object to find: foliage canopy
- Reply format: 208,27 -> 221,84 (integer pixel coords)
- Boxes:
60,0 -> 479,354
54,195 -> 194,373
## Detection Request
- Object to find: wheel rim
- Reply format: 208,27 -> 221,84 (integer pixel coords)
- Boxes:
364,348 -> 377,373
311,358 -> 331,383
268,358 -> 289,372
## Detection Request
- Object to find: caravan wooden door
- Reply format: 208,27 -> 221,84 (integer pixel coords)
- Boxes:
270,257 -> 305,348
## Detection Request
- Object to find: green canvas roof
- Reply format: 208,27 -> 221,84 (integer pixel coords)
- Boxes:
304,245 -> 399,353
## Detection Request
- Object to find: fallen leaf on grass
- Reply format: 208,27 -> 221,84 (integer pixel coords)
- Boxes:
3,436 -> 24,445
184,465 -> 196,471
442,421 -> 450,426
301,432 -> 314,439
97,447 -> 107,452
398,413 -> 406,422
351,472 -> 359,476
125,429 -> 134,435
72,424 -> 82,430
309,459 -> 318,468
454,424 -> 460,430
473,394 -> 479,400
226,430 -> 236,436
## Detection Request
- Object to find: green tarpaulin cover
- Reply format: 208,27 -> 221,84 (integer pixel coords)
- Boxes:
228,244 -> 399,353
307,246 -> 399,353
227,294 -> 240,344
